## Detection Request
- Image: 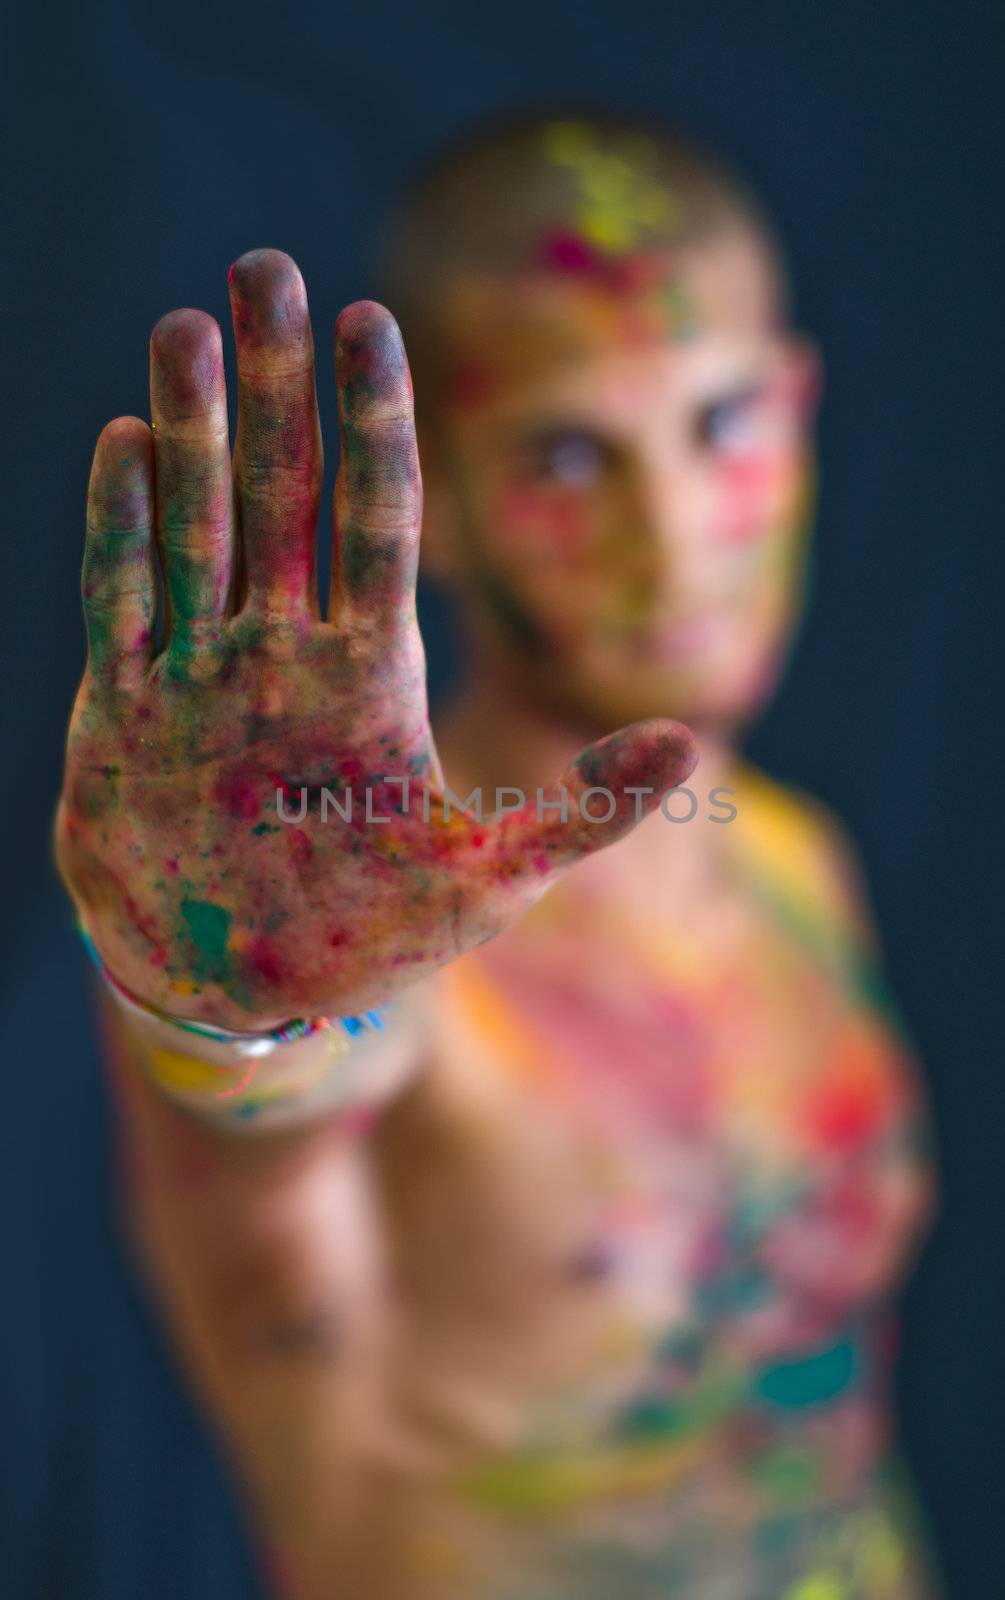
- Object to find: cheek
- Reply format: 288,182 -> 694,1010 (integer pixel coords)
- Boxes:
713,452 -> 800,545
494,483 -> 600,560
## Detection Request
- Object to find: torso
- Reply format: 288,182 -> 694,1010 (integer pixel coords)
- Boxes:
367,765 -> 939,1599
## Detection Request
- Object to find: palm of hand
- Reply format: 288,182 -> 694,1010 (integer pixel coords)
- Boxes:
57,250 -> 695,1028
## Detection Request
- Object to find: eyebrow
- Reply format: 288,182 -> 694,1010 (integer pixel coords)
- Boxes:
486,364 -> 776,447
489,416 -> 617,450
696,374 -> 772,408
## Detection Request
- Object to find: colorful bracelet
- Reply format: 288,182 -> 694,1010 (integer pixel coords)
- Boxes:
76,916 -> 386,1059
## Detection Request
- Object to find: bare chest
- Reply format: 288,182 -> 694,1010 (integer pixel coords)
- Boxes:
385,874 -> 903,1466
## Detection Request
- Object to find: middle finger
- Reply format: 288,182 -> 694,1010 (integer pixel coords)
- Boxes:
228,249 -> 323,627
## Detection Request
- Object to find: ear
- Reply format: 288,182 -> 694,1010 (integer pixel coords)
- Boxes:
417,422 -> 464,584
782,335 -> 824,421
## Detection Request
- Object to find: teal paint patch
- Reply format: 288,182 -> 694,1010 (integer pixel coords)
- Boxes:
755,1338 -> 857,1409
612,1392 -> 686,1441
180,898 -> 232,984
695,1261 -> 773,1318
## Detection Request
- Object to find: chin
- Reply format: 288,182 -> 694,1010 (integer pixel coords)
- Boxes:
540,639 -> 790,739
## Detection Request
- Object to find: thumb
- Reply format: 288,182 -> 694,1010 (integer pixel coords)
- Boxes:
500,717 -> 699,880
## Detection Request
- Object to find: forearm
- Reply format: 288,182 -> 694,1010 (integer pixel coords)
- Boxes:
98,986 -> 433,1596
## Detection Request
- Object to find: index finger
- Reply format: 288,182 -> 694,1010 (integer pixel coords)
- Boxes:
330,301 -> 422,630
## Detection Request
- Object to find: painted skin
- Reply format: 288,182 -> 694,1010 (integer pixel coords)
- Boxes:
55,250 -> 696,1031
58,194 -> 937,1600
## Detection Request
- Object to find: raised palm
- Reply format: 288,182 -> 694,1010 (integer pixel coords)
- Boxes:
56,250 -> 695,1029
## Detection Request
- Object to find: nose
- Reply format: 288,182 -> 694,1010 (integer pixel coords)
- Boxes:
619,448 -> 716,602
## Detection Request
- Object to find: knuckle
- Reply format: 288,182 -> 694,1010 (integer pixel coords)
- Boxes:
160,514 -> 233,555
154,414 -> 229,446
239,457 -> 320,493
85,517 -> 150,544
237,349 -> 314,385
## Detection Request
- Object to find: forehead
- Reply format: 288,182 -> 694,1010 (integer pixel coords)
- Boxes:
436,226 -> 785,418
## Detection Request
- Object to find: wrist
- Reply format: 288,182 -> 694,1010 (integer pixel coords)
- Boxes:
83,925 -> 424,1133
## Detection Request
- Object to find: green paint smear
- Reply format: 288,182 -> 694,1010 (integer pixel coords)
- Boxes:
755,1338 -> 857,1409
612,1362 -> 746,1445
342,526 -> 390,593
180,898 -> 232,984
613,1393 -> 686,1441
750,1444 -> 821,1506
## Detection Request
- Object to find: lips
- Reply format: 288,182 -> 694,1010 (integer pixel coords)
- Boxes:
637,611 -> 732,662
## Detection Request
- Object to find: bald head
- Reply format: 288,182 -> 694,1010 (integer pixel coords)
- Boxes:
380,111 -> 789,420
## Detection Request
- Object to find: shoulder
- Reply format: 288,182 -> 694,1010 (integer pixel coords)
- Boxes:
726,763 -> 872,943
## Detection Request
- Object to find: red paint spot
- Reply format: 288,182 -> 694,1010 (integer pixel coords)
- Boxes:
807,1078 -> 884,1150
248,937 -> 282,986
216,772 -> 260,821
165,857 -> 179,875
538,234 -> 671,300
124,894 -> 160,949
339,753 -> 365,786
716,453 -> 781,544
135,705 -> 152,721
540,228 -> 597,275
470,831 -> 485,848
329,930 -> 348,948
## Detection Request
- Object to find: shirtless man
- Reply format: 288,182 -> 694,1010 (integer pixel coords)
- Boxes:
56,114 -> 939,1597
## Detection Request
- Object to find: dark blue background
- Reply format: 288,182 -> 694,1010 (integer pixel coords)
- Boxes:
5,2 -> 1002,1595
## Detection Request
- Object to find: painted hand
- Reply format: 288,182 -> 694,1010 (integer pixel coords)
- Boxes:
55,250 -> 696,1029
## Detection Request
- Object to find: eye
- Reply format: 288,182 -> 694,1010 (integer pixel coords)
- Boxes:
518,429 -> 611,488
695,386 -> 767,454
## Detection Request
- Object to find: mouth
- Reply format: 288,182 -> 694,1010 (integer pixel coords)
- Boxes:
624,610 -> 734,663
